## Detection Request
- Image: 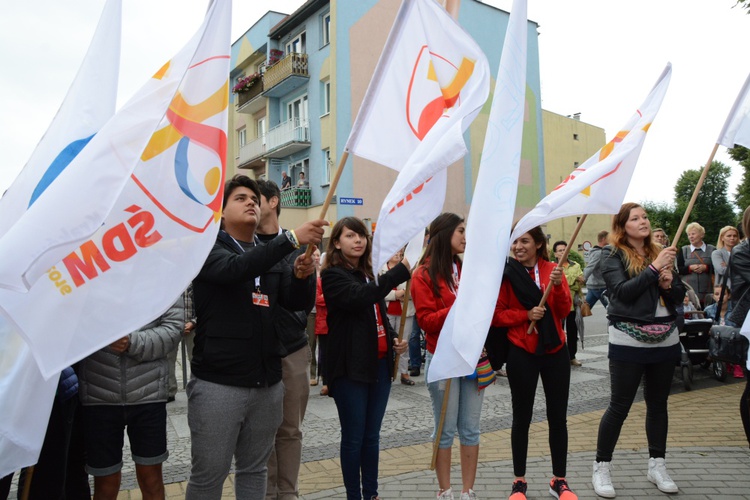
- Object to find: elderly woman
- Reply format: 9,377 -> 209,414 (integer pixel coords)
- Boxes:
677,222 -> 716,308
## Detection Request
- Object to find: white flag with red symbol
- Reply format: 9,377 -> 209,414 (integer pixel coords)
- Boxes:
0,0 -> 230,380
345,0 -> 489,272
718,72 -> 750,150
511,64 -> 672,242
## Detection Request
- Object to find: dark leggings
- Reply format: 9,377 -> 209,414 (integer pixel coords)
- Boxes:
742,369 -> 750,448
506,344 -> 571,478
564,310 -> 578,359
596,358 -> 674,462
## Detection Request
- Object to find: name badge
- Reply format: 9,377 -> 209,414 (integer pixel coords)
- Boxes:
252,292 -> 270,307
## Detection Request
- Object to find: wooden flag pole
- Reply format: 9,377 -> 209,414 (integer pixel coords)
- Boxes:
668,143 -> 720,248
295,150 -> 350,278
392,280 -> 412,380
430,378 -> 452,470
527,214 -> 588,334
20,466 -> 34,500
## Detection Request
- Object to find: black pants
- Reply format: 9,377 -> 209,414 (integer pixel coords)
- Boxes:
506,344 -> 571,477
596,358 -> 674,462
564,310 -> 578,359
318,334 -> 329,385
742,369 -> 750,448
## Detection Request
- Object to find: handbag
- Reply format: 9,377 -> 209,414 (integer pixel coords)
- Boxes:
709,325 -> 749,366
580,301 -> 593,317
475,349 -> 496,391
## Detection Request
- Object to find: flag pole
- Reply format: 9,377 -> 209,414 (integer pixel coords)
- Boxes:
527,214 -> 588,334
430,378 -> 452,470
20,466 -> 34,500
392,279 -> 412,380
668,143 -> 720,248
294,150 -> 349,277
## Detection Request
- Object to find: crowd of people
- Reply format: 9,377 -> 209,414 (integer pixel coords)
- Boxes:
3,179 -> 749,500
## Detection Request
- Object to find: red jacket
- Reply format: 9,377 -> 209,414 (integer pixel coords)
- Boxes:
491,259 -> 571,355
410,261 -> 460,354
314,276 -> 328,335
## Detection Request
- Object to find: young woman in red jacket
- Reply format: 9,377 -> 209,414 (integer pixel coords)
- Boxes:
491,226 -> 577,500
411,213 -> 483,500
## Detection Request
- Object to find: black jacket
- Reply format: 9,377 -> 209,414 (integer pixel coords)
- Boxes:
601,245 -> 685,324
191,230 -> 315,388
729,240 -> 750,325
321,263 -> 410,392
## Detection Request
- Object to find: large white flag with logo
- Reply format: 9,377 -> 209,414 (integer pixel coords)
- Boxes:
0,0 -> 121,477
428,0 -> 528,383
718,72 -> 750,149
345,0 -> 489,272
511,64 -> 672,242
0,0 -> 230,380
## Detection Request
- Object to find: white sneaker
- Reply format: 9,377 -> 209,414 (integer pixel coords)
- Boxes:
437,488 -> 454,500
647,457 -> 678,493
592,461 -> 616,498
460,489 -> 477,500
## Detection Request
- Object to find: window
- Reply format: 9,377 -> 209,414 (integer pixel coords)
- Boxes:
286,31 -> 306,55
287,95 -> 308,125
289,158 -> 310,187
256,117 -> 266,144
573,133 -> 579,140
323,149 -> 333,185
238,128 -> 247,148
322,81 -> 331,116
321,13 -> 331,47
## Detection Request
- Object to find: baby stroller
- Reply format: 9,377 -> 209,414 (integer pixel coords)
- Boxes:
678,286 -> 728,390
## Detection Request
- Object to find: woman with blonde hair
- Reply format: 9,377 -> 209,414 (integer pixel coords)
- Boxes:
712,225 -> 740,291
591,203 -> 685,498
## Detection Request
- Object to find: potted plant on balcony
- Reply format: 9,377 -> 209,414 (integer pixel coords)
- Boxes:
233,72 -> 263,105
267,49 -> 284,67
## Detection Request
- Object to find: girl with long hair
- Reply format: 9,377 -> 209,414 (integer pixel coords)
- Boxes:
591,202 -> 685,498
411,213 -> 482,500
712,225 -> 740,291
491,227 -> 576,500
321,217 -> 410,500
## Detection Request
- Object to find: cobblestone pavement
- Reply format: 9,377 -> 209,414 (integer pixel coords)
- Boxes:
77,302 -> 750,498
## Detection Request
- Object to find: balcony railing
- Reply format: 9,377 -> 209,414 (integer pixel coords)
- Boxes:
266,118 -> 310,156
238,137 -> 265,166
236,80 -> 264,106
263,53 -> 309,96
280,186 -> 311,208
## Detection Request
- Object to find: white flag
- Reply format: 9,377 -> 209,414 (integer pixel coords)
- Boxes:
346,0 -> 489,273
511,64 -> 672,242
1,0 -> 231,379
718,72 -> 750,149
0,0 -> 121,477
428,0 -> 528,383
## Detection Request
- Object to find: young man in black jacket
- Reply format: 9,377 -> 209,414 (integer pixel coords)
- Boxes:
186,175 -> 326,500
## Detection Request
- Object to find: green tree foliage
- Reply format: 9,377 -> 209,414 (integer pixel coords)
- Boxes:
736,0 -> 750,12
729,145 -> 750,211
640,201 -> 680,243
672,161 -> 737,246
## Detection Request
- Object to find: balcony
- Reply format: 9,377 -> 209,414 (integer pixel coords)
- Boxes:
262,53 -> 309,98
265,118 -> 310,158
236,80 -> 265,115
237,137 -> 265,168
280,186 -> 311,208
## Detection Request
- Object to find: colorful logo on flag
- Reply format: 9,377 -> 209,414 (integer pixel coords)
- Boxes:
133,57 -> 229,233
407,46 -> 475,140
28,135 -> 95,208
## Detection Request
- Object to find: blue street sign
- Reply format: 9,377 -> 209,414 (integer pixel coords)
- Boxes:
338,197 -> 363,205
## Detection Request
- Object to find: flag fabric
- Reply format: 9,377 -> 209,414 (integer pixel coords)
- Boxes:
345,0 -> 490,273
0,0 -> 231,379
718,72 -> 750,149
510,64 -> 672,242
0,0 -> 121,478
741,314 -> 750,371
428,0 -> 528,383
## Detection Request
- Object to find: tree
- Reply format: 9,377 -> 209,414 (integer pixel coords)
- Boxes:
729,145 -> 750,210
736,0 -> 750,12
672,161 -> 737,246
640,201 -> 680,242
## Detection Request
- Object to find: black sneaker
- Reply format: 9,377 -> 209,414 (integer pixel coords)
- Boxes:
409,367 -> 420,377
509,480 -> 527,500
549,477 -> 577,499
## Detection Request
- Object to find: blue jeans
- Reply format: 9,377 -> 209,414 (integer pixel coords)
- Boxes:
408,316 -> 423,370
332,358 -> 391,500
586,287 -> 609,308
425,352 -> 484,448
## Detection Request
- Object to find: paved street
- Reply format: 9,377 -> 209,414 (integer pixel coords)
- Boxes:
101,302 -> 750,498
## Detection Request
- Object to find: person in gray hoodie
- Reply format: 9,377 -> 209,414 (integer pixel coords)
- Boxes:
78,298 -> 183,500
585,230 -> 610,309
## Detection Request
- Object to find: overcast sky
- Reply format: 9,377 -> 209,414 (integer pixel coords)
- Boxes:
1,0 -> 747,206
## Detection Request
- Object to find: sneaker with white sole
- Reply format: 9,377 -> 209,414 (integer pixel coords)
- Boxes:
460,489 -> 477,500
647,457 -> 678,493
592,461 -> 616,498
437,488 -> 454,500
